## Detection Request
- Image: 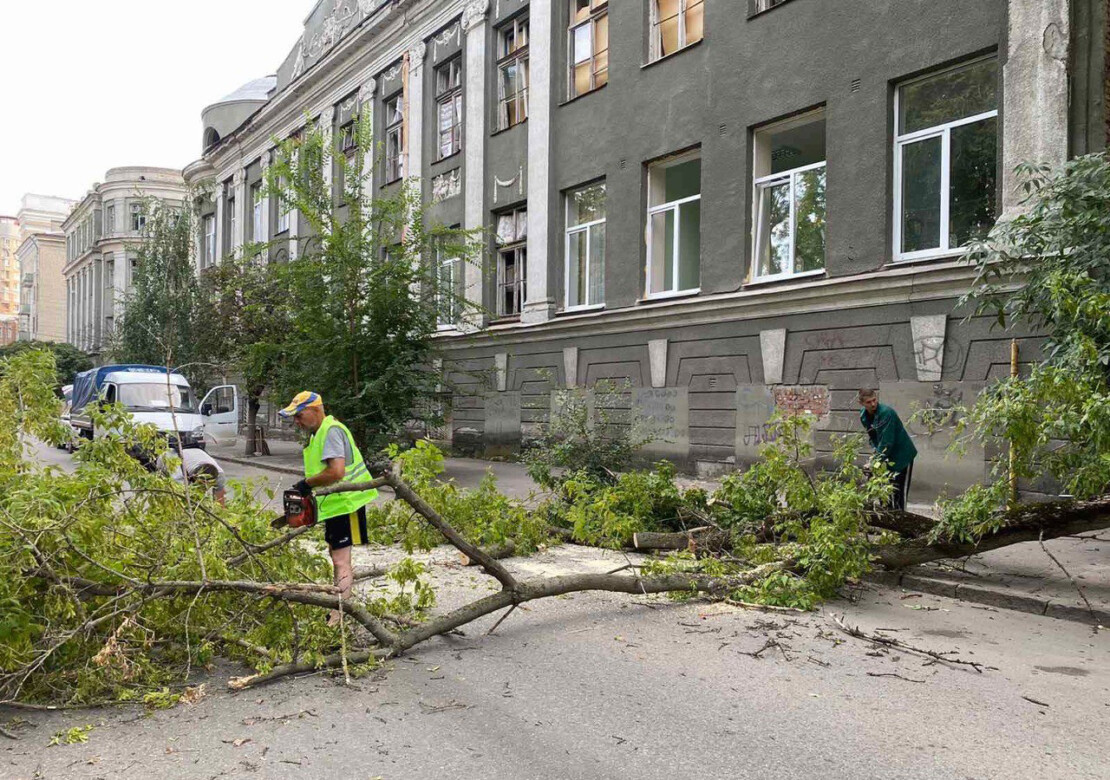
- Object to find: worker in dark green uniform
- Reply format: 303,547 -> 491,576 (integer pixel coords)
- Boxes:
858,388 -> 918,510
278,391 -> 378,621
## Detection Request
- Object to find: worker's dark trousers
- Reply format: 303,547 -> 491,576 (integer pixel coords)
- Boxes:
891,463 -> 913,511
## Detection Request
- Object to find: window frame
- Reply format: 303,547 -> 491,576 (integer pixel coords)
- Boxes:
568,0 -> 609,99
436,250 -> 462,330
435,57 -> 464,160
275,176 -> 290,234
751,110 -> 828,283
203,214 -> 216,268
250,182 -> 264,242
496,244 -> 527,318
564,182 -> 607,311
645,150 -> 701,300
892,56 -> 1000,264
649,0 -> 704,63
496,16 -> 530,131
129,203 -> 146,233
383,92 -> 405,183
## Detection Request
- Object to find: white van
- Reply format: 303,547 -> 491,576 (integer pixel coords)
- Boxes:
69,365 -> 238,449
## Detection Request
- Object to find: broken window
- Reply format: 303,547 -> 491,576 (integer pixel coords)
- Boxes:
569,0 -> 608,98
497,17 -> 529,130
650,0 -> 703,62
435,58 -> 463,159
753,110 -> 826,280
895,57 -> 998,260
565,183 -> 606,308
496,207 -> 527,316
646,152 -> 701,297
384,93 -> 405,182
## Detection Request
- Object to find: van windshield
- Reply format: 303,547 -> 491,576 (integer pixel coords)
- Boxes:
118,383 -> 197,413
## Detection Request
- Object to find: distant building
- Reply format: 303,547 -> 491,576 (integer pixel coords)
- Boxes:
15,194 -> 74,344
62,168 -> 187,355
0,216 -> 19,345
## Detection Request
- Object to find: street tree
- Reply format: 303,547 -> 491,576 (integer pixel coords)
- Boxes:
108,200 -> 212,388
0,340 -> 92,389
263,110 -> 481,451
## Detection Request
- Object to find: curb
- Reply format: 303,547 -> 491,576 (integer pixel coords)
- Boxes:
867,570 -> 1109,626
217,453 -> 303,477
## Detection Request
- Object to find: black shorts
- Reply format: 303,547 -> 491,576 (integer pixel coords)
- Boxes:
323,506 -> 370,550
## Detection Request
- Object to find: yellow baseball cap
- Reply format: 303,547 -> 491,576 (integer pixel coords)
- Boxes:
278,391 -> 323,418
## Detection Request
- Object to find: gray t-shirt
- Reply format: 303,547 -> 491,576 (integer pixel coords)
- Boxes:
158,448 -> 227,491
320,426 -> 353,466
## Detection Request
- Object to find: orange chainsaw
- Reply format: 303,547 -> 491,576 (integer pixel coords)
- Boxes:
271,488 -> 318,530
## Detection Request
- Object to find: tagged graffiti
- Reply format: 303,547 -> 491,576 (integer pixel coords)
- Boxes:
743,423 -> 778,446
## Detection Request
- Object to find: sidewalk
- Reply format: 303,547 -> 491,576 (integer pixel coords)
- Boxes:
210,438 -> 1110,625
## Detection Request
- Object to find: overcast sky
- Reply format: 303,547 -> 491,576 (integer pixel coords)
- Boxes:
0,1 -> 309,216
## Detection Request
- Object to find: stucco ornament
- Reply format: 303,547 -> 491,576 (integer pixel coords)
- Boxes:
409,40 -> 427,67
291,39 -> 306,80
358,78 -> 377,103
462,0 -> 490,31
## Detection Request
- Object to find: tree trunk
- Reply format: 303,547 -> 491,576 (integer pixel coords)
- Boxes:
245,395 -> 261,456
874,496 -> 1110,569
632,527 -> 731,553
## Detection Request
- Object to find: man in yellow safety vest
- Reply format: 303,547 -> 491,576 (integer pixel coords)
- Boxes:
279,391 -> 379,615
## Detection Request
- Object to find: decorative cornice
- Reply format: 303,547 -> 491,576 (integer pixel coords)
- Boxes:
462,0 -> 489,32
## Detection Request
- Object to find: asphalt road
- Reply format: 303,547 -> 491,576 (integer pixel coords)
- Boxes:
7,446 -> 1110,779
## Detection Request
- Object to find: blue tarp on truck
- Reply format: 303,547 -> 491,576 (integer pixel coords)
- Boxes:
70,365 -> 169,414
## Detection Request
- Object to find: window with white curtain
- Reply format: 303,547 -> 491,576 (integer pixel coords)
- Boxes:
565,183 -> 606,308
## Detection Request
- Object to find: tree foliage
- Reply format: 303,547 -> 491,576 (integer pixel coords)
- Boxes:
0,340 -> 92,389
935,154 -> 1110,540
108,200 -> 212,388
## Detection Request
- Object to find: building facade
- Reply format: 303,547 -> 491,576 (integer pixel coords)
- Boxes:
0,216 -> 19,345
14,194 -> 74,344
62,168 -> 187,355
186,0 -> 1107,499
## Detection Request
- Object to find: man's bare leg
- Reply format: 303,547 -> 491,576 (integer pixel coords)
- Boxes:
328,546 -> 353,626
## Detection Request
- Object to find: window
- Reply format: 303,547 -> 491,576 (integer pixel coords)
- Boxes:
250,182 -> 263,242
894,57 -> 999,261
338,120 -> 357,201
384,93 -> 404,182
752,111 -> 826,280
497,17 -> 529,130
435,58 -> 463,159
275,177 -> 290,234
203,215 -> 216,267
105,204 -> 115,236
130,203 -> 145,233
569,0 -> 608,98
749,0 -> 788,14
105,258 -> 115,289
228,195 -> 237,245
650,0 -> 703,61
565,183 -> 606,308
436,249 -> 463,328
496,207 -> 527,316
646,152 -> 701,297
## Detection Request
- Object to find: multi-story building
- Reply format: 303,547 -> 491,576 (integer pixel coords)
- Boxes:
0,216 -> 19,345
185,0 -> 1107,499
62,168 -> 187,355
14,194 -> 74,344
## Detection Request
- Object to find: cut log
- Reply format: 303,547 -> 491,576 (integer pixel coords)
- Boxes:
874,495 -> 1110,569
459,542 -> 516,567
633,527 -> 731,553
866,510 -> 936,538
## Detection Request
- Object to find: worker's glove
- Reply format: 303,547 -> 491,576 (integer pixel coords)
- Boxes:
292,479 -> 313,497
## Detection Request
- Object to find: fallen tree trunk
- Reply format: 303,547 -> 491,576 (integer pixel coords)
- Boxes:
632,527 -> 731,553
459,542 -> 516,566
873,495 -> 1110,569
866,510 -> 936,538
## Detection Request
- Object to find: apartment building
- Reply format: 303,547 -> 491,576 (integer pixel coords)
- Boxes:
62,168 -> 187,354
185,0 -> 1107,500
13,194 -> 74,343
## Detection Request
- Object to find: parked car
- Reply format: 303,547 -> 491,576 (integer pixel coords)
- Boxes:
69,365 -> 238,450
